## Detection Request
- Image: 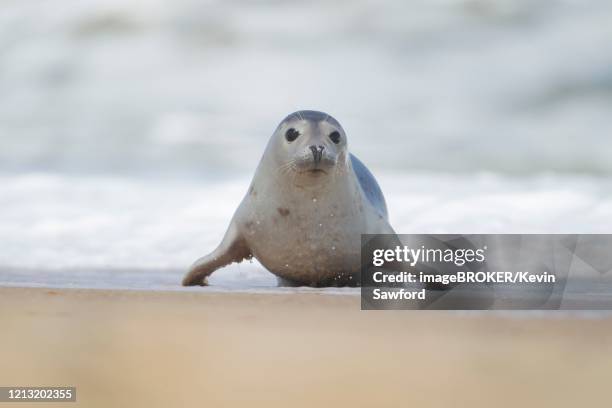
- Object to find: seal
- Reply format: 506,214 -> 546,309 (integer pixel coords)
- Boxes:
182,110 -> 396,287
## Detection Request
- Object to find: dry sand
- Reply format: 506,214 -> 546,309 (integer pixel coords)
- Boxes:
0,286 -> 611,407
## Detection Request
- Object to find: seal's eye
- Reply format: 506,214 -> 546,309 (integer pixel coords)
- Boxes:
285,128 -> 300,142
329,131 -> 341,144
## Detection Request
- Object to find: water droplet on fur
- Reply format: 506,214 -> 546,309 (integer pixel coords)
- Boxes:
331,246 -> 336,251
312,198 -> 317,203
318,223 -> 323,227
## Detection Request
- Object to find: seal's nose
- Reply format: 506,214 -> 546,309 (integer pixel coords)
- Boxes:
310,145 -> 325,163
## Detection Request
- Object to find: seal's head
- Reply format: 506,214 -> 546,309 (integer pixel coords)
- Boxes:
270,110 -> 349,178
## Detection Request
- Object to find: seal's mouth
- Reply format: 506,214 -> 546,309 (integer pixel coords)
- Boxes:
292,154 -> 337,176
295,168 -> 328,177
306,168 -> 327,175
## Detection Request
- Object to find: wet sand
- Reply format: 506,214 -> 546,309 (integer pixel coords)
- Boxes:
1,286 -> 610,407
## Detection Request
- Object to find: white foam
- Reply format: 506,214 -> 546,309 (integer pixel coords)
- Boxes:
1,172 -> 611,292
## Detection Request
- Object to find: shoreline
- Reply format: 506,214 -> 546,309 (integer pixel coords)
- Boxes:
2,282 -> 611,316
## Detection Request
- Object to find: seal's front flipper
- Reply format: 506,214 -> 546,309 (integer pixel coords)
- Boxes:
182,223 -> 251,286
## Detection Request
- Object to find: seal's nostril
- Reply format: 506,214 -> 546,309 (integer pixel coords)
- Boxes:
310,145 -> 323,163
309,145 -> 318,161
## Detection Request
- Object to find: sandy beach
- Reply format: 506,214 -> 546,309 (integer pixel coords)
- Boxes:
1,286 -> 610,407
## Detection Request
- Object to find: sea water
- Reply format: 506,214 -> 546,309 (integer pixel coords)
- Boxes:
1,0 -> 611,297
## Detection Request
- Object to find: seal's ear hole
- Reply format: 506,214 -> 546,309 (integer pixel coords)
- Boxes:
285,128 -> 300,142
329,131 -> 341,144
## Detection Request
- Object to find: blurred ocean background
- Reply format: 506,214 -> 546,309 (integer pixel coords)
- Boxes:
1,0 -> 612,290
